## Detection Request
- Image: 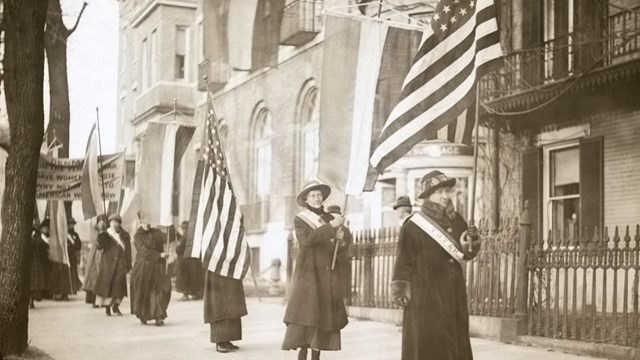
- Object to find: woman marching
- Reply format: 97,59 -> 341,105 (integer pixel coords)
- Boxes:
282,181 -> 349,360
94,214 -> 132,316
83,214 -> 107,307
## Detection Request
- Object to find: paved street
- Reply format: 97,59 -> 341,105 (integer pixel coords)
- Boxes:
28,292 -> 606,360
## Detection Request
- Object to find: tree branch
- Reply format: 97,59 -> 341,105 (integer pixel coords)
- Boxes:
67,2 -> 88,36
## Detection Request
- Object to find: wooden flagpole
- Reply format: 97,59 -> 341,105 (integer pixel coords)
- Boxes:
331,195 -> 349,270
95,108 -> 108,216
468,87 -> 481,251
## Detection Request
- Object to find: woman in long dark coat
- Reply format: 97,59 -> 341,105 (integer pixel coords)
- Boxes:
282,181 -> 349,360
175,221 -> 204,300
204,271 -> 247,353
94,214 -> 132,316
30,220 -> 48,307
67,218 -> 83,294
391,170 -> 482,360
130,219 -> 171,326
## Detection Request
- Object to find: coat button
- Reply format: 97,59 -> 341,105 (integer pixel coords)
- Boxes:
324,266 -> 330,271
447,228 -> 453,233
449,259 -> 455,264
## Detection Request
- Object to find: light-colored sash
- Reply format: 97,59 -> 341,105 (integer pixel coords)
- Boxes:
67,234 -> 76,245
41,234 -> 50,245
296,209 -> 326,230
410,212 -> 464,265
107,227 -> 126,250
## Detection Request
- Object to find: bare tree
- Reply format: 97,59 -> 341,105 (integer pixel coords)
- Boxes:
44,0 -> 87,158
0,0 -> 48,357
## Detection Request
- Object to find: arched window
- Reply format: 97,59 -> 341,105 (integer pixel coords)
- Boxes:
300,86 -> 319,183
252,104 -> 272,201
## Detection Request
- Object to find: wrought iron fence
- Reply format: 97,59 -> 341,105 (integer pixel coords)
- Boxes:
467,218 -> 520,318
527,225 -> 640,347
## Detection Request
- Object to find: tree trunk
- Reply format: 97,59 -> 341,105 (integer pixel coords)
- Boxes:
0,0 -> 48,358
44,0 -> 71,159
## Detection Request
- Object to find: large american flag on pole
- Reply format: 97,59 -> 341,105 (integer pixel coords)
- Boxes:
187,95 -> 250,280
370,0 -> 503,172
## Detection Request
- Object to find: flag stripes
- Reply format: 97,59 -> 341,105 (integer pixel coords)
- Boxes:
370,0 -> 503,172
188,97 -> 250,280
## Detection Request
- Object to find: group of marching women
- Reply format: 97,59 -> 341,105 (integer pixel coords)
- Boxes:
29,217 -> 83,306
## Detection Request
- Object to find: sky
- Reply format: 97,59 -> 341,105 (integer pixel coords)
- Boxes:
64,0 -> 119,157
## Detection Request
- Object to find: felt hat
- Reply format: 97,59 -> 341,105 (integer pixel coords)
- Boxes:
108,214 -> 122,223
326,205 -> 342,214
296,180 -> 331,207
392,196 -> 412,210
96,214 -> 109,224
418,170 -> 456,199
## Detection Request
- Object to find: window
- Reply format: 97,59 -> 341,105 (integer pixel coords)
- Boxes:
197,20 -> 204,63
544,144 -> 580,240
543,0 -> 575,78
151,29 -> 158,84
300,88 -> 319,183
141,37 -> 149,89
252,106 -> 272,200
175,26 -> 188,80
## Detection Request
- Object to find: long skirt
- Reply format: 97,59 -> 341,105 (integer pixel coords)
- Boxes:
130,260 -> 171,321
282,324 -> 341,351
48,262 -> 71,297
30,255 -> 47,300
210,319 -> 242,343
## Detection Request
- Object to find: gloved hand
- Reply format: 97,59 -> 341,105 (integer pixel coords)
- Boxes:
466,225 -> 479,240
390,280 -> 411,308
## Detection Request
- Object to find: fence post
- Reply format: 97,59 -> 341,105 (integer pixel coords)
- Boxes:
515,200 -> 532,334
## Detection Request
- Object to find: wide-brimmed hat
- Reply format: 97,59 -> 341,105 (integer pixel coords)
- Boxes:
296,180 -> 331,207
326,205 -> 341,214
392,196 -> 412,210
108,214 -> 122,223
418,170 -> 456,199
67,217 -> 77,225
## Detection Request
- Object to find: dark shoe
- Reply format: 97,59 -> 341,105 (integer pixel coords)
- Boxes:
105,306 -> 112,316
155,318 -> 164,326
224,341 -> 239,350
112,305 -> 123,316
140,319 -> 147,325
298,347 -> 308,360
216,343 -> 229,353
311,349 -> 320,360
92,304 -> 100,308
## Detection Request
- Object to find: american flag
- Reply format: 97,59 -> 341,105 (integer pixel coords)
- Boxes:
188,95 -> 250,280
369,0 -> 503,172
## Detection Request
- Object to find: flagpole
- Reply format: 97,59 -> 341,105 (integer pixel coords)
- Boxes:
95,107 -> 108,216
331,195 -> 349,270
468,86 -> 481,251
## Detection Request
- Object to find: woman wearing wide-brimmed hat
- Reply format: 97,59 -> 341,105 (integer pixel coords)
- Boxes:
282,181 -> 349,360
94,214 -> 132,316
67,217 -> 83,294
391,170 -> 482,360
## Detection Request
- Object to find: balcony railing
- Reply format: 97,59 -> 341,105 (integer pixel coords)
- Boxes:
481,7 -> 640,102
197,59 -> 231,92
280,0 -> 323,46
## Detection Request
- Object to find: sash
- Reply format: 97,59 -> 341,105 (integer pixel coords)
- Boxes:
67,234 -> 76,245
41,234 -> 50,245
410,212 -> 465,265
296,209 -> 326,230
107,227 -> 126,250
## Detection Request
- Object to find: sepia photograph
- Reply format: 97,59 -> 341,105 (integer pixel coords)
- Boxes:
0,0 -> 639,359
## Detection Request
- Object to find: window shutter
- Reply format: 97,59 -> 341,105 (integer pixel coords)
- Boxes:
522,148 -> 542,239
579,136 -> 603,237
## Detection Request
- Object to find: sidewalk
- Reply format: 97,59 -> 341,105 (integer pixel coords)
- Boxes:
28,292 -> 605,360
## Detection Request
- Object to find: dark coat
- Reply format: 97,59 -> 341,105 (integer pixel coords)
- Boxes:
130,227 -> 171,321
30,231 -> 48,293
94,229 -> 132,299
392,202 -> 480,360
283,212 -> 348,332
67,230 -> 83,293
175,233 -> 204,296
204,271 -> 247,324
